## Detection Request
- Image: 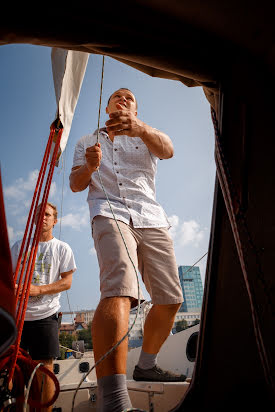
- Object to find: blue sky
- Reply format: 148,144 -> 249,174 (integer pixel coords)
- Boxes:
0,44 -> 216,316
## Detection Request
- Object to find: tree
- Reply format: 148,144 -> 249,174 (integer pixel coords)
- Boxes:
59,332 -> 74,349
175,319 -> 188,332
76,322 -> 93,349
192,318 -> 200,326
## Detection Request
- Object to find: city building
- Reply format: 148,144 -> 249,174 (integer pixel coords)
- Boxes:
61,309 -> 95,324
174,311 -> 201,326
178,265 -> 204,312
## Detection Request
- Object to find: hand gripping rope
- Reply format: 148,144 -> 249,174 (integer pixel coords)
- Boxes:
0,121 -> 63,410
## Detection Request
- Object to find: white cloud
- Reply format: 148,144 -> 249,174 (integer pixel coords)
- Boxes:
49,182 -> 57,198
7,225 -> 24,243
167,214 -> 179,240
61,208 -> 90,231
4,170 -> 39,200
4,169 -> 56,205
179,220 -> 205,247
167,214 -> 208,284
168,215 -> 206,247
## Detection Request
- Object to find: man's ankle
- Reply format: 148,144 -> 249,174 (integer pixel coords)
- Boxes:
97,374 -> 132,412
137,349 -> 158,370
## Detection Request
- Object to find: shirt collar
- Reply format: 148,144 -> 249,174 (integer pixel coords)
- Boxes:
94,127 -> 109,140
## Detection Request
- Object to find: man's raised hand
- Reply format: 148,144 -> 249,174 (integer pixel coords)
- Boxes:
105,103 -> 145,138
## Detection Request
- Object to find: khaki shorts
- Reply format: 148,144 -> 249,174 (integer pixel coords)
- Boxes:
92,216 -> 183,306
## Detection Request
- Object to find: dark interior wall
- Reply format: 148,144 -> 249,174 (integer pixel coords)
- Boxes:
173,55 -> 275,412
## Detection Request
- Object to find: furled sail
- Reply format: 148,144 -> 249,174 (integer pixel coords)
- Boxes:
51,48 -> 89,156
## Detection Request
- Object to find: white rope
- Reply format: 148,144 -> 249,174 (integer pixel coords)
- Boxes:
59,344 -> 84,355
58,147 -> 75,324
23,362 -> 44,412
182,252 -> 208,275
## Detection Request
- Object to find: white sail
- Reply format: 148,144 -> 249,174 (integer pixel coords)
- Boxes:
51,48 -> 89,155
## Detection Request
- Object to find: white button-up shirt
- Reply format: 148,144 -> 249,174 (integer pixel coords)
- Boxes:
72,128 -> 170,228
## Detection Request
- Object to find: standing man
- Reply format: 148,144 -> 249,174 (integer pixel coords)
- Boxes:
70,88 -> 185,412
11,202 -> 76,411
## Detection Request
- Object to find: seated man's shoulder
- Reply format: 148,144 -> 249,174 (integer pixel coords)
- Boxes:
51,238 -> 73,253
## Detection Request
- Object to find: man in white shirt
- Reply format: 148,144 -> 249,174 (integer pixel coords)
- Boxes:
70,88 -> 185,412
11,202 -> 76,411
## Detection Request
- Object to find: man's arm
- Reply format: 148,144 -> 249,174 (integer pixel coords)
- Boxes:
70,143 -> 102,192
16,271 -> 74,296
105,107 -> 174,159
139,125 -> 174,159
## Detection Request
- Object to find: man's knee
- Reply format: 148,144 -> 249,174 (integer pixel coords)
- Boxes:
92,296 -> 132,332
34,358 -> 53,370
153,302 -> 182,316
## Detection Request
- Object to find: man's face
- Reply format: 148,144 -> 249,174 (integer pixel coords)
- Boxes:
106,89 -> 137,115
35,204 -> 57,232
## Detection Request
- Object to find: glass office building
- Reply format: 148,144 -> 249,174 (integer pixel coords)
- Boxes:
178,265 -> 204,312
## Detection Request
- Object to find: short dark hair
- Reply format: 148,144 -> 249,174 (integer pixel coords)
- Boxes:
107,88 -> 138,109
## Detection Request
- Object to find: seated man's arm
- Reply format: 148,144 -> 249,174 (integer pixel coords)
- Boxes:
27,271 -> 74,296
70,143 -> 102,192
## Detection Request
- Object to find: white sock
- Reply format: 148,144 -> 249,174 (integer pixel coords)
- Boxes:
137,349 -> 158,370
97,374 -> 132,412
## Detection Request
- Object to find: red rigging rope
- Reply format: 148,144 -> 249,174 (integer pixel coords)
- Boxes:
0,121 -> 63,408
0,347 -> 60,409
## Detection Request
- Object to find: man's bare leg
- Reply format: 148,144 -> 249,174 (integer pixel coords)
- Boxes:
91,296 -> 132,411
134,303 -> 186,381
32,358 -> 54,412
142,303 -> 181,354
92,296 -> 131,377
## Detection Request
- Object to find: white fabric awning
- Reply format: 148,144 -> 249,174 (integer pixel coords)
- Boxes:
51,48 -> 89,155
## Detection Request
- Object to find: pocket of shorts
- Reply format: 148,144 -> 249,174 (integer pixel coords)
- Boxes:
51,313 -> 58,321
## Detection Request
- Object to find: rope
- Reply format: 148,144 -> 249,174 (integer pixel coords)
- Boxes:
58,147 -> 75,324
71,55 -> 141,412
0,346 -> 60,410
9,123 -> 63,384
58,148 -> 66,241
96,55 -> 105,145
0,122 -> 63,410
182,252 -> 208,276
23,362 -> 43,412
59,345 -> 84,355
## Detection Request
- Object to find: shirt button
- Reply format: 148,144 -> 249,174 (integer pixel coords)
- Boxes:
114,162 -> 117,165
114,148 -> 117,151
116,171 -> 119,173
135,146 -> 138,149
119,183 -> 122,186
